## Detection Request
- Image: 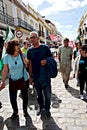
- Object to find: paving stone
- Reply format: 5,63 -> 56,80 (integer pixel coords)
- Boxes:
0,71 -> 87,130
67,126 -> 82,130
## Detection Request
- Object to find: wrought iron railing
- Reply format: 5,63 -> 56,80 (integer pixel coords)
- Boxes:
0,10 -> 14,26
14,17 -> 34,31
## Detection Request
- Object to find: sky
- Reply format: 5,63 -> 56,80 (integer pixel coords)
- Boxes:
22,0 -> 87,40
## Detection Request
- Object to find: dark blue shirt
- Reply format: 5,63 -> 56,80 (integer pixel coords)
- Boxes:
27,45 -> 52,80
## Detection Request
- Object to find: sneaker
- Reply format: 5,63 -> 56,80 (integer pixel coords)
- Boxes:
80,95 -> 84,100
11,112 -> 18,119
37,108 -> 45,116
45,110 -> 51,119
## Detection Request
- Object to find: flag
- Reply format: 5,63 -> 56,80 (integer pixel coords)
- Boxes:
2,26 -> 14,58
75,35 -> 81,44
4,26 -> 14,43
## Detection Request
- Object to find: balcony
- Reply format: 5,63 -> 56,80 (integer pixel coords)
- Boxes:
14,17 -> 34,31
0,10 -> 14,26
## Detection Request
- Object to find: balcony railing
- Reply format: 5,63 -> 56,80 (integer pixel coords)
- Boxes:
14,17 -> 34,31
0,10 -> 14,26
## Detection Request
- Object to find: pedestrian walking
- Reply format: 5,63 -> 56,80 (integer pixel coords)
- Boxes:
21,40 -> 30,57
73,49 -> 82,86
0,39 -> 29,119
27,31 -> 56,119
58,38 -> 73,88
0,42 -> 3,79
73,41 -> 82,86
73,41 -> 82,60
0,42 -> 3,109
78,45 -> 87,100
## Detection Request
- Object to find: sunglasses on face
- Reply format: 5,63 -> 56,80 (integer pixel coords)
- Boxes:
15,43 -> 20,46
30,36 -> 37,39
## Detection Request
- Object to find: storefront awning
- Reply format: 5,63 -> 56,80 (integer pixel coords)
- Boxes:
49,34 -> 58,42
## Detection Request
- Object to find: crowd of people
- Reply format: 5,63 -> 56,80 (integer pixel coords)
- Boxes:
0,31 -> 56,120
0,30 -> 87,121
73,43 -> 87,100
58,38 -> 87,100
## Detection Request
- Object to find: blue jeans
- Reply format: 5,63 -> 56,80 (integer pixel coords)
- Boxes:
34,80 -> 51,111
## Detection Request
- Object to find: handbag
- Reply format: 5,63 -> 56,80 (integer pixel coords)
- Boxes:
9,77 -> 25,91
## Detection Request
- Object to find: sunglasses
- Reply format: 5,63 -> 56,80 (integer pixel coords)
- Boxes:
30,36 -> 37,39
15,43 -> 20,46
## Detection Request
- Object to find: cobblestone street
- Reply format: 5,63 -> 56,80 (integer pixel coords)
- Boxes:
0,72 -> 87,130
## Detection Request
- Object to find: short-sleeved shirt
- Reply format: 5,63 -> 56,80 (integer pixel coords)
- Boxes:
27,45 -> 52,80
79,56 -> 87,74
58,45 -> 73,64
4,54 -> 29,81
21,47 -> 28,57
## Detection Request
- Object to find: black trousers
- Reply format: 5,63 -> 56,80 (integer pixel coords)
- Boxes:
79,73 -> 87,95
9,80 -> 29,113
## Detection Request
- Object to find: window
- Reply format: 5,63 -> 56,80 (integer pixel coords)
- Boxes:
17,8 -> 21,18
0,1 -> 2,11
24,13 -> 27,21
30,20 -> 34,26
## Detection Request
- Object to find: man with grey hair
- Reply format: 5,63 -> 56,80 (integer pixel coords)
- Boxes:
27,31 -> 53,119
